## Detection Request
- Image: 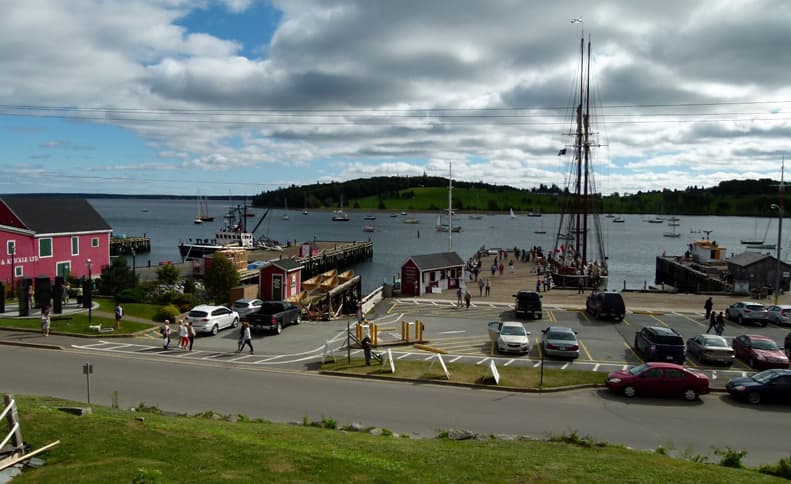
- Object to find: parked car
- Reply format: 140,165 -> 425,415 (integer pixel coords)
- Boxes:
726,369 -> 791,404
725,302 -> 769,327
487,321 -> 531,354
232,298 -> 264,318
245,301 -> 302,334
766,305 -> 791,326
512,290 -> 542,319
633,326 -> 686,364
605,362 -> 710,401
732,334 -> 789,370
541,326 -> 580,359
686,334 -> 734,366
786,332 -> 791,357
586,292 -> 626,321
184,305 -> 240,335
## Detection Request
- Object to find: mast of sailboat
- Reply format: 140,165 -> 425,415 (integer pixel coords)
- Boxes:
448,162 -> 453,251
574,35 -> 584,263
582,36 -> 591,266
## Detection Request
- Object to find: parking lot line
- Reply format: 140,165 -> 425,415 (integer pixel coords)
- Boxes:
624,342 -> 643,363
533,361 -> 542,367
592,363 -> 600,372
386,303 -> 396,314
397,352 -> 412,360
649,315 -> 668,327
535,341 -> 542,359
504,359 -> 514,366
561,362 -> 570,370
449,356 -> 462,363
621,319 -> 630,326
678,313 -> 706,328
579,339 -> 593,361
476,357 -> 489,365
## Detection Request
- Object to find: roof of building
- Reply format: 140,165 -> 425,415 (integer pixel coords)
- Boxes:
407,252 -> 464,271
727,251 -> 774,268
269,258 -> 304,271
0,197 -> 111,234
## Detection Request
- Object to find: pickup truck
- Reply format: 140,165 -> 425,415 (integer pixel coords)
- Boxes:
245,301 -> 301,335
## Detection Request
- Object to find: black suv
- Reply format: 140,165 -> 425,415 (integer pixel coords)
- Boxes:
634,326 -> 686,364
513,290 -> 542,319
586,292 -> 626,321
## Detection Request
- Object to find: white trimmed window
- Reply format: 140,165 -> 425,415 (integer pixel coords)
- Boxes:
71,236 -> 79,255
6,240 -> 14,256
14,266 -> 23,277
39,238 -> 53,258
91,237 -> 99,248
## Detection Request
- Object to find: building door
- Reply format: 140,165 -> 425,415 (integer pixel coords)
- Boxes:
56,262 -> 71,279
272,274 -> 283,300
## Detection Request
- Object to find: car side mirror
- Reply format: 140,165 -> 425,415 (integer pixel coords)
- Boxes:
526,331 -> 531,335
512,294 -> 517,298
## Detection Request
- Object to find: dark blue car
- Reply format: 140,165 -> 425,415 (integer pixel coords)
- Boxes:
726,369 -> 791,404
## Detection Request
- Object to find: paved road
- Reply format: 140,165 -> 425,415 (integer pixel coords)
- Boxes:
1,343 -> 788,466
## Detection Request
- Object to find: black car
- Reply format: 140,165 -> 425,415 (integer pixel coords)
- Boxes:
726,369 -> 791,404
634,326 -> 686,364
586,292 -> 626,321
513,290 -> 542,319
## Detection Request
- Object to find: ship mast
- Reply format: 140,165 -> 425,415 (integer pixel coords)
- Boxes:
574,36 -> 584,260
582,37 -> 591,266
448,162 -> 453,251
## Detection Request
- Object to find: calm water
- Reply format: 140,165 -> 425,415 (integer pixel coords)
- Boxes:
89,198 -> 788,294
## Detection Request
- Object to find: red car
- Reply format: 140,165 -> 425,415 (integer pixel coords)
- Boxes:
605,362 -> 710,401
732,334 -> 789,370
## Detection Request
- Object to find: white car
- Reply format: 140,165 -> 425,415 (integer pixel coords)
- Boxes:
766,305 -> 791,326
184,305 -> 239,335
232,298 -> 264,318
488,321 -> 531,354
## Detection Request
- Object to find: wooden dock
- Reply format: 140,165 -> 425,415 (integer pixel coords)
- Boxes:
110,236 -> 151,256
239,240 -> 373,282
655,255 -> 730,293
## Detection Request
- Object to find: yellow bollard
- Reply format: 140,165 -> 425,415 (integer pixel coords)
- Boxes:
416,320 -> 424,341
402,320 -> 409,342
370,322 -> 378,345
355,323 -> 362,341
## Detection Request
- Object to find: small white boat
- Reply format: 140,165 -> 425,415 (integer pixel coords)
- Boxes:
509,208 -> 516,219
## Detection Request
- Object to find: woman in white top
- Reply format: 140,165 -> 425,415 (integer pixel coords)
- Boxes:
178,320 -> 189,349
238,322 -> 254,353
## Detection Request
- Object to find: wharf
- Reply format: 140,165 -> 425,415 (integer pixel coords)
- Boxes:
239,240 -> 373,281
110,236 -> 151,256
655,255 -> 730,293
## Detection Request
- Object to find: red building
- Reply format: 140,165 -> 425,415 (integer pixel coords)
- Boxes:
259,259 -> 304,300
400,252 -> 464,296
0,197 -> 112,285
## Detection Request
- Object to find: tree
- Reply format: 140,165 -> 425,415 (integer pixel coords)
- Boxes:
156,263 -> 180,286
98,257 -> 138,297
203,253 -> 239,305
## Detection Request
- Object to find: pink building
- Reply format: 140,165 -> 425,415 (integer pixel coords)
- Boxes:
0,197 -> 112,285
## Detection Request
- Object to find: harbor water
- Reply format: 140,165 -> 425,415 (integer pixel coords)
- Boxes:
90,198 -> 788,294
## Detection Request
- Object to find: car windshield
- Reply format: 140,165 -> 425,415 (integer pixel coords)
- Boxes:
752,370 -> 781,384
501,326 -> 526,336
188,310 -> 208,317
259,303 -> 282,312
751,339 -> 779,351
703,337 -> 727,347
746,305 -> 766,311
232,302 -> 248,309
547,331 -> 575,341
627,364 -> 649,376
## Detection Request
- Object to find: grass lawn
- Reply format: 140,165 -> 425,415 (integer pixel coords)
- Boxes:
0,313 -> 155,335
10,395 -> 784,483
95,297 -> 161,320
322,358 -> 604,389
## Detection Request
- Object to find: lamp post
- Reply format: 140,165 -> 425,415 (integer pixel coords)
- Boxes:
86,258 -> 93,325
131,247 -> 136,282
9,243 -> 15,297
771,204 -> 783,304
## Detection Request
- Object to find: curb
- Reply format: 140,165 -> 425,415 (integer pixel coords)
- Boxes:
0,339 -> 63,350
0,325 -> 156,339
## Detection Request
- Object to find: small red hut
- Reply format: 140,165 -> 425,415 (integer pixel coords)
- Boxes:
400,252 -> 464,297
259,259 -> 304,300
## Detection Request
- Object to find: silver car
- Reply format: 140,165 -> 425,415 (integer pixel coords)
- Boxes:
184,305 -> 240,335
232,298 -> 264,318
766,305 -> 791,326
686,334 -> 734,366
541,326 -> 580,359
488,321 -> 531,354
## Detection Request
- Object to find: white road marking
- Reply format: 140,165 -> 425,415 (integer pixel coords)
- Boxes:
533,361 -> 542,367
476,357 -> 489,366
423,354 -> 434,361
439,330 -> 466,334
397,353 -> 412,360
504,359 -> 515,367
561,362 -> 570,370
449,356 -> 462,363
592,364 -> 600,372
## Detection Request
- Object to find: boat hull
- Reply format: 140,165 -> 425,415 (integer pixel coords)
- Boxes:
550,272 -> 608,291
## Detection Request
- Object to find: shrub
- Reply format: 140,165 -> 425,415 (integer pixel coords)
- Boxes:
117,287 -> 145,303
183,279 -> 196,294
172,293 -> 200,313
714,447 -> 747,468
759,457 -> 791,479
154,304 -> 181,323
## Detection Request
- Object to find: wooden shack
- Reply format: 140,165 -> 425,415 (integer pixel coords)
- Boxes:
400,252 -> 464,297
259,259 -> 304,301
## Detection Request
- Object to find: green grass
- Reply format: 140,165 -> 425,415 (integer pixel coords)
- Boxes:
322,358 -> 605,388
0,313 -> 155,335
10,395 -> 783,483
95,297 -> 161,320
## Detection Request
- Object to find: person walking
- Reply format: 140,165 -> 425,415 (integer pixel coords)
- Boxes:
361,335 -> 372,366
464,290 -> 471,309
187,321 -> 196,351
178,320 -> 189,349
577,277 -> 585,295
40,305 -> 51,336
498,262 -> 504,276
536,277 -> 542,292
485,278 -> 491,296
114,302 -> 124,331
238,321 -> 254,353
456,286 -> 463,307
478,278 -> 484,296
706,312 -> 717,334
715,312 -> 725,336
491,262 -> 497,277
161,320 -> 171,349
704,297 -> 713,320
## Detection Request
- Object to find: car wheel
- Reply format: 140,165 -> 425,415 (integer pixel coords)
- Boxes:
749,357 -> 756,368
737,314 -> 744,325
761,321 -> 768,327
231,317 -> 239,328
594,310 -> 600,320
623,385 -> 637,398
275,321 -> 283,335
746,391 -> 761,404
682,388 -> 698,401
536,312 -> 542,320
211,324 -> 219,336
295,314 -> 301,325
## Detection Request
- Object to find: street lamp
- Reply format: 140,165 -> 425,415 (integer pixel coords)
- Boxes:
86,258 -> 93,325
131,247 -> 136,282
770,204 -> 783,304
9,243 -> 15,297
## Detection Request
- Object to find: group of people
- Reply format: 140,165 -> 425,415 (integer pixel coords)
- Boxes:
703,297 -> 726,335
160,319 -> 196,351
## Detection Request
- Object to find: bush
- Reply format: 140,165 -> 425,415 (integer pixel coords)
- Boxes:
759,457 -> 791,479
117,287 -> 146,303
154,304 -> 181,323
714,447 -> 747,468
183,279 -> 196,294
171,293 -> 200,313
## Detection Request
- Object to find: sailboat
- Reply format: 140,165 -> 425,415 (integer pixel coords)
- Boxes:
533,218 -> 546,234
469,190 -> 484,219
436,164 -> 461,233
509,208 -> 517,219
663,223 -> 680,238
332,194 -> 350,221
302,194 -> 309,215
281,198 -> 289,221
194,194 -> 214,223
741,218 -> 771,245
549,34 -> 607,290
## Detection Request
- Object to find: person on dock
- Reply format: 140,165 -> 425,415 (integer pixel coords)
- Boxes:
485,278 -> 491,297
491,262 -> 497,277
703,297 -> 713,319
478,278 -> 484,296
706,312 -> 717,334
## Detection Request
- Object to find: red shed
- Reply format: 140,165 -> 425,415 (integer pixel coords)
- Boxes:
259,259 -> 304,300
400,252 -> 464,296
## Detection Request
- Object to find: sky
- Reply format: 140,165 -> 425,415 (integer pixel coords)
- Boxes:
1,0 -> 790,196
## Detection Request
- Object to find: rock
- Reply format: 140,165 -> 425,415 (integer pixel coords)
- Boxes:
211,414 -> 222,421
57,407 -> 92,416
446,429 -> 476,441
26,458 -> 45,468
493,434 -> 517,441
348,422 -> 364,432
226,415 -> 238,423
135,417 -> 145,422
369,427 -> 383,436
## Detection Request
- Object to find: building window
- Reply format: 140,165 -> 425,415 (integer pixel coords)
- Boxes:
6,240 -> 14,256
91,237 -> 99,248
56,261 -> 71,278
39,238 -> 53,258
72,236 -> 79,256
14,266 -> 23,277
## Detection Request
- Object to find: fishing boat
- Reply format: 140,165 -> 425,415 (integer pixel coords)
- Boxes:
527,211 -> 542,217
613,216 -> 625,223
332,194 -> 350,221
178,202 -> 272,260
435,215 -> 461,232
363,215 -> 377,220
362,221 -> 376,232
403,216 -> 419,224
549,34 -> 607,290
663,224 -> 681,238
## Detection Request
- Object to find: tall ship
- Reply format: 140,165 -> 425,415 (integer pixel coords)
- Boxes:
178,202 -> 278,261
549,34 -> 608,290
